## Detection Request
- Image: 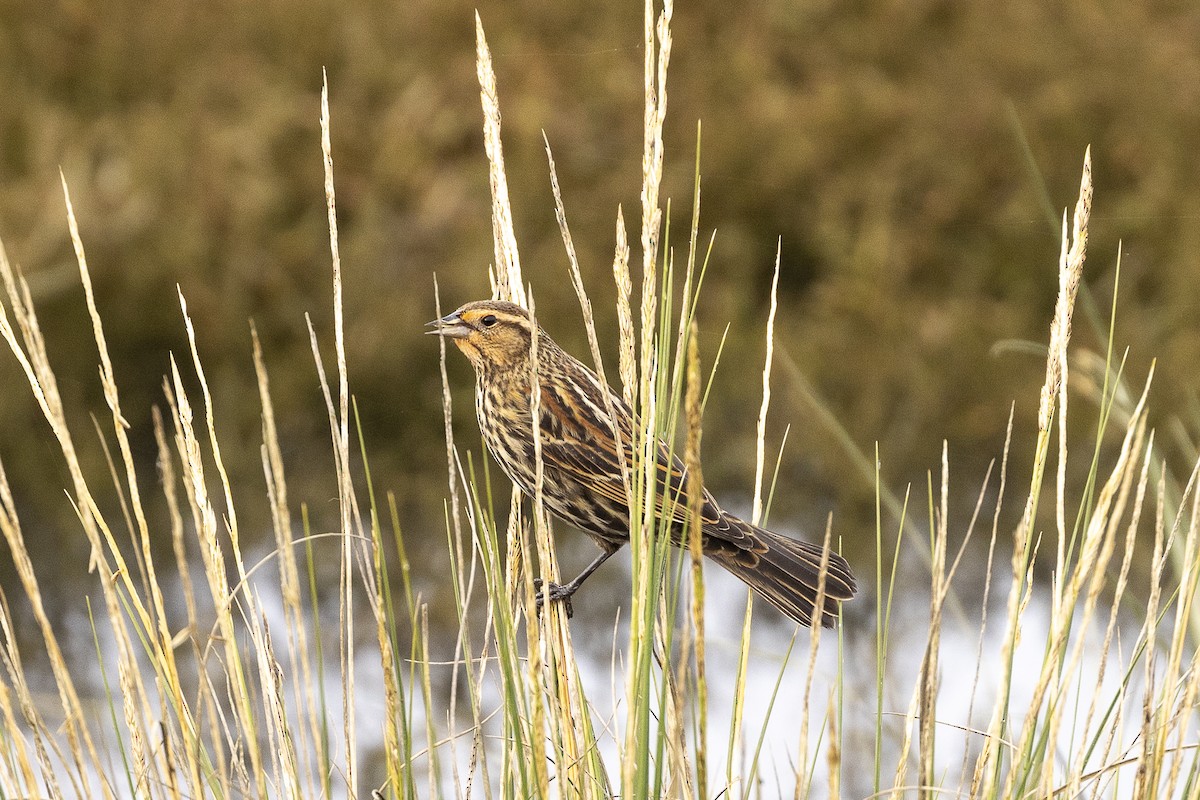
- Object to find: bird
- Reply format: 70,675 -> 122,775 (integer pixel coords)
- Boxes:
428,299 -> 856,627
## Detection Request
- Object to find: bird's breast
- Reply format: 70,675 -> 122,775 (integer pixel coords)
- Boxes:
475,377 -> 536,490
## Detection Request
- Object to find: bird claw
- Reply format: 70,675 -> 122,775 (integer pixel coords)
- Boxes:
532,578 -> 574,619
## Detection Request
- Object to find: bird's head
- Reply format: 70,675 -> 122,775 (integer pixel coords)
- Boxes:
426,300 -> 538,373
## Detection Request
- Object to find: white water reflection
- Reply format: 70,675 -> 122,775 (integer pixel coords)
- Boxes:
429,549 -> 1186,800
8,537 -> 1191,799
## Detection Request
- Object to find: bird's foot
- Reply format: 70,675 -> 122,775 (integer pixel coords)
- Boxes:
532,578 -> 574,619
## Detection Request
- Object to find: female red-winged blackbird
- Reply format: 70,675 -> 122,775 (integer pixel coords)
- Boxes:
429,299 -> 856,627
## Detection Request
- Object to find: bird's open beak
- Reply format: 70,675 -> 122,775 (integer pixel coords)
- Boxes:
425,311 -> 471,339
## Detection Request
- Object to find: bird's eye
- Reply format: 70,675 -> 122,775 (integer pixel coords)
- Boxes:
480,314 -> 498,328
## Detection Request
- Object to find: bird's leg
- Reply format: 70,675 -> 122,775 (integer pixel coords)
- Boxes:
534,542 -> 620,618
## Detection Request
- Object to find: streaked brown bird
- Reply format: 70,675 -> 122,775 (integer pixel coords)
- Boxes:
429,299 -> 856,627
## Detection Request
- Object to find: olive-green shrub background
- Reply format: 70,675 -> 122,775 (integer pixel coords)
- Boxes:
1,1 -> 1196,610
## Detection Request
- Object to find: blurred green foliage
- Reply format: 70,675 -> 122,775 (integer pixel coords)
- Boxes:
1,0 -> 1197,605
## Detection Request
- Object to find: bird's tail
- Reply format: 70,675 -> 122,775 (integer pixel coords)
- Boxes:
708,517 -> 856,628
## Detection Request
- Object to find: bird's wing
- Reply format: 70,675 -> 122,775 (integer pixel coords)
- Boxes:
536,372 -> 757,547
534,376 -> 636,508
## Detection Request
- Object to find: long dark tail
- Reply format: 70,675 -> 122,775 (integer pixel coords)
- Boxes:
707,518 -> 856,628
